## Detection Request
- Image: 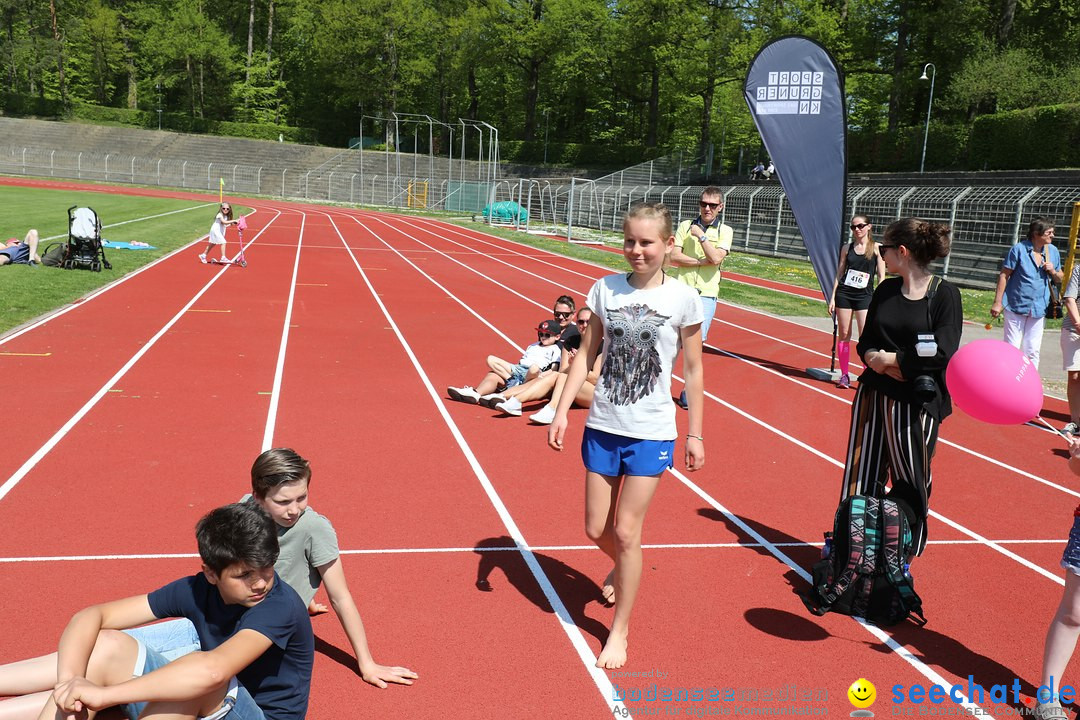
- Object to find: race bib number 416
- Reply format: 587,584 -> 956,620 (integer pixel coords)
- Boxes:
844,269 -> 870,289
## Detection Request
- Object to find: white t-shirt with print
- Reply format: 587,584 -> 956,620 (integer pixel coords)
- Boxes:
519,341 -> 561,370
585,273 -> 703,441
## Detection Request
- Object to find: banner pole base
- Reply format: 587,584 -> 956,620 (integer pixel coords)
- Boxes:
806,367 -> 859,383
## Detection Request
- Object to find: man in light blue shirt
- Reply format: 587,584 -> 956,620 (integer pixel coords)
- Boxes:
991,217 -> 1063,369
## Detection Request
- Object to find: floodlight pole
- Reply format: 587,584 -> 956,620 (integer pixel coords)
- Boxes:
459,119 -> 466,184
478,120 -> 497,185
919,63 -> 936,174
391,112 -> 401,185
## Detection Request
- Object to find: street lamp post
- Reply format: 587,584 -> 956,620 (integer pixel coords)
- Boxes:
156,82 -> 162,131
919,62 -> 936,173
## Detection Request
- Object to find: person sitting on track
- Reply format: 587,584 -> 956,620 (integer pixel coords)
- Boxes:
552,295 -> 580,351
0,502 -> 314,720
242,448 -> 417,689
0,230 -> 41,267
0,450 -> 416,715
487,307 -> 602,420
446,319 -> 563,404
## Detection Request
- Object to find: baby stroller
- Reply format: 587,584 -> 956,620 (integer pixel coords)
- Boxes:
64,206 -> 111,271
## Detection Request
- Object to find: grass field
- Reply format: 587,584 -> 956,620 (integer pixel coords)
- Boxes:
1,187 -> 1006,336
1,186 -> 250,332
448,219 -> 1003,324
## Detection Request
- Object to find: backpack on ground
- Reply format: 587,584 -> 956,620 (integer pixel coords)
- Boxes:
805,495 -> 927,627
41,242 -> 67,267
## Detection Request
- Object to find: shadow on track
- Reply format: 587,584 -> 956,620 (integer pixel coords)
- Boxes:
697,507 -> 1042,707
474,535 -> 609,645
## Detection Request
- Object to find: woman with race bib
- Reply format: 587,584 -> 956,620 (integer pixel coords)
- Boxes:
828,216 -> 886,389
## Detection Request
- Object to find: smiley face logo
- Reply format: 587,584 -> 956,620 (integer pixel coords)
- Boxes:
848,678 -> 876,709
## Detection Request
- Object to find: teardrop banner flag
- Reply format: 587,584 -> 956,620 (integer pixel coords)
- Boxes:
743,36 -> 846,304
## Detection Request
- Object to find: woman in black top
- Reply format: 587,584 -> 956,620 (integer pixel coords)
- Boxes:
828,216 -> 886,389
841,218 -> 963,556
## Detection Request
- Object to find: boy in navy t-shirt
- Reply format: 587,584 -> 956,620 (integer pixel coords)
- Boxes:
14,503 -> 313,720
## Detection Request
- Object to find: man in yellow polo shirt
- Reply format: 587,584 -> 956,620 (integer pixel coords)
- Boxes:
669,186 -> 733,407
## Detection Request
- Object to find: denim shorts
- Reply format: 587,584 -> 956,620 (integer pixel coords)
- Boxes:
582,427 -> 675,477
1062,513 -> 1080,576
506,363 -> 530,388
122,641 -> 265,720
123,618 -> 201,661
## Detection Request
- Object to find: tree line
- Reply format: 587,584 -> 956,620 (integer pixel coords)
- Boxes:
2,0 -> 1075,166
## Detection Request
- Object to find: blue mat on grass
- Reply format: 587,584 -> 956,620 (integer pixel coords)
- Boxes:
101,241 -> 156,250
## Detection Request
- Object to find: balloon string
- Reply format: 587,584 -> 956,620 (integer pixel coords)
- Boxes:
1036,416 -> 1073,441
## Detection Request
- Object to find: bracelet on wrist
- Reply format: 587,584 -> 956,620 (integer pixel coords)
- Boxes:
686,434 -> 704,442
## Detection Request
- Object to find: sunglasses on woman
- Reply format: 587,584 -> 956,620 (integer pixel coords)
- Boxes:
850,222 -> 869,231
553,311 -> 572,320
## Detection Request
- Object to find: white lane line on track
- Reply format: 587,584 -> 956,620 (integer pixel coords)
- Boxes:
0,211 -> 282,503
326,211 -> 626,717
0,207 -> 264,347
261,212 -> 306,451
0,538 -> 1063,564
379,211 -> 1077,506
361,210 -> 1056,707
356,214 -> 532,353
343,211 -> 991,709
37,203 -> 219,242
668,464 -> 982,711
696,339 -> 1080,501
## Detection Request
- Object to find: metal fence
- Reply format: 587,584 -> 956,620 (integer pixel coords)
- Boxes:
493,180 -> 1080,289
2,144 -> 1076,289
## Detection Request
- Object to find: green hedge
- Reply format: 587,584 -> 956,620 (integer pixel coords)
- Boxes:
499,140 -> 659,167
0,92 -> 64,118
848,124 -> 970,172
68,103 -> 318,144
968,104 -> 1080,169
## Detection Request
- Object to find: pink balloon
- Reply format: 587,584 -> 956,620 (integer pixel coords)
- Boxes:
945,339 -> 1043,424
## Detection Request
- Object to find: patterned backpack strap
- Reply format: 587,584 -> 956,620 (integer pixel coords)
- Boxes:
815,496 -> 869,609
880,499 -> 927,626
851,497 -> 881,617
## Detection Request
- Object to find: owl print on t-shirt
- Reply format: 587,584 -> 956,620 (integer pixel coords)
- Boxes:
599,303 -> 670,405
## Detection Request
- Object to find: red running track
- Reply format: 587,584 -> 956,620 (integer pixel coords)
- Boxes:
0,180 -> 1076,718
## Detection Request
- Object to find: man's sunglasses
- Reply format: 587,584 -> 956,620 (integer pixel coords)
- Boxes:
553,311 -> 572,319
850,222 -> 869,231
699,201 -> 721,210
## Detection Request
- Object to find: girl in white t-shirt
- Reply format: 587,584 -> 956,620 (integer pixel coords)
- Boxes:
548,202 -> 705,670
198,202 -> 239,264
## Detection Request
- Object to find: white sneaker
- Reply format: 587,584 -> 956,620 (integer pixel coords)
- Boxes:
198,253 -> 207,264
495,397 -> 522,416
479,393 -> 506,409
529,404 -> 556,425
447,386 -> 480,404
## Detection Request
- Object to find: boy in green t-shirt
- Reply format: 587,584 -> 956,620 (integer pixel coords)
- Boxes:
246,448 -> 417,689
0,449 -> 415,714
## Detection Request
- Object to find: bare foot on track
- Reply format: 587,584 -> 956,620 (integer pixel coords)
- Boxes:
595,630 -> 628,669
